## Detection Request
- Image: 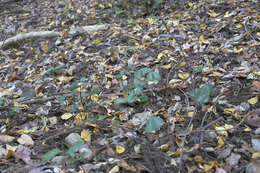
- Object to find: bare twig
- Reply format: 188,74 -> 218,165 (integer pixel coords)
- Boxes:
177,87 -> 191,171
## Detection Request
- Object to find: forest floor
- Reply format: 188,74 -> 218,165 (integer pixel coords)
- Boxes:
0,0 -> 260,172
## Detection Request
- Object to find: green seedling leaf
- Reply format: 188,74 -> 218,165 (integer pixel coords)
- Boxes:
53,64 -> 65,71
192,64 -> 208,72
137,95 -> 149,106
41,148 -> 62,163
115,69 -> 126,79
147,72 -> 161,83
80,77 -> 86,82
134,81 -> 147,89
71,103 -> 79,112
66,140 -> 84,158
45,67 -> 55,74
9,106 -> 21,116
114,97 -> 128,108
0,98 -> 4,106
86,114 -> 95,122
128,90 -> 137,103
58,95 -> 66,104
67,157 -> 77,163
90,87 -> 100,95
45,65 -> 65,74
188,84 -> 213,103
40,116 -> 48,130
123,86 -> 131,93
135,87 -> 143,96
145,116 -> 164,133
98,114 -> 107,121
136,67 -> 149,79
68,151 -> 87,163
112,119 -> 120,127
69,81 -> 80,91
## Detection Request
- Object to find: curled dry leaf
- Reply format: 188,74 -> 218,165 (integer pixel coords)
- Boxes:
246,109 -> 260,128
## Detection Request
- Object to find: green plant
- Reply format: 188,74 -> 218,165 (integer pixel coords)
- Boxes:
44,64 -> 65,75
126,67 -> 161,106
188,84 -> 214,104
41,140 -> 86,164
145,116 -> 164,133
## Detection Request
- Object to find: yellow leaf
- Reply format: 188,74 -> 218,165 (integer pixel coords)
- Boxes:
160,144 -> 169,151
244,127 -> 251,132
91,94 -> 99,103
215,126 -> 228,136
176,135 -> 183,147
253,70 -> 260,76
56,76 -> 74,83
122,75 -> 127,80
75,112 -> 86,120
119,160 -> 136,171
215,136 -> 224,149
252,152 -> 260,159
187,2 -> 193,7
179,61 -> 186,67
236,24 -> 243,29
143,35 -> 151,41
77,9 -> 81,14
224,108 -> 240,119
81,129 -> 91,142
188,111 -> 195,117
17,129 -> 36,134
143,42 -> 151,46
105,81 -> 111,89
16,51 -> 24,55
157,50 -> 168,59
194,156 -> 206,164
95,39 -> 101,44
99,4 -> 105,8
213,71 -> 224,77
199,35 -> 210,44
41,42 -> 48,52
248,96 -> 258,105
224,124 -> 233,131
0,88 -> 11,97
105,74 -> 114,79
116,145 -> 125,154
204,161 -> 220,172
108,3 -> 112,8
224,11 -> 230,17
207,10 -> 220,17
169,79 -> 182,88
160,63 -> 171,69
108,165 -> 119,173
61,113 -> 73,120
178,72 -> 190,80
157,52 -> 164,59
78,105 -> 84,110
49,21 -> 55,26
234,47 -> 243,53
200,24 -> 207,30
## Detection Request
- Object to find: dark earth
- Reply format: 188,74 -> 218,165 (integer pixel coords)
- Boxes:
0,0 -> 260,172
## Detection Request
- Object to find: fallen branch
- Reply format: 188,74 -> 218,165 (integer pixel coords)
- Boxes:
0,24 -> 111,50
0,31 -> 60,49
